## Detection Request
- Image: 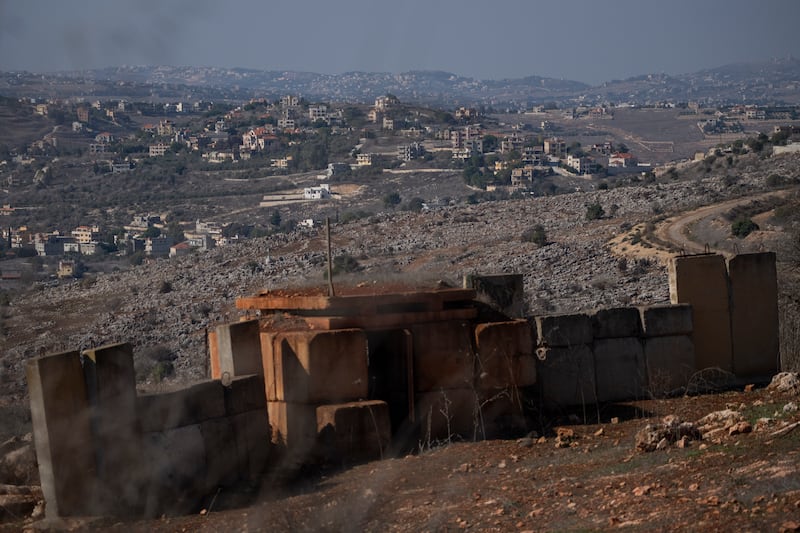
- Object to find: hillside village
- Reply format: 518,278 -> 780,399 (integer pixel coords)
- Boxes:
1,59 -> 800,530
2,88 -> 800,288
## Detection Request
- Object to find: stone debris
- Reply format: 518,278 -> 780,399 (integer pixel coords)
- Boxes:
554,427 -> 578,449
635,415 -> 701,452
728,421 -> 753,436
768,372 -> 800,395
0,435 -> 38,486
754,417 -> 775,432
696,409 -> 745,432
784,401 -> 798,413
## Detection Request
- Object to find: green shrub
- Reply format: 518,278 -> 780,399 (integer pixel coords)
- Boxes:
521,224 -> 548,246
586,202 -> 605,221
731,218 -> 759,238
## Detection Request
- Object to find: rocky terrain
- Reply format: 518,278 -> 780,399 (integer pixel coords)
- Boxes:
0,152 -> 799,530
1,152 -> 798,404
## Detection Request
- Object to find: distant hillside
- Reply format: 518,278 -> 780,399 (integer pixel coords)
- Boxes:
0,58 -> 798,107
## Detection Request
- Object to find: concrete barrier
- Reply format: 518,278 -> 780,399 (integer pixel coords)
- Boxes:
644,336 -> 695,396
142,424 -> 207,517
137,380 -> 226,433
536,344 -> 596,408
415,389 -> 476,440
592,307 -> 642,339
535,313 -> 593,347
465,273 -> 525,318
412,322 -> 475,392
669,254 -> 733,371
82,343 -> 142,515
230,409 -> 270,483
213,319 -> 263,379
223,374 -> 267,415
26,351 -> 97,518
728,252 -> 779,376
267,401 -> 319,466
273,329 -> 369,404
639,304 -> 693,337
316,400 -> 391,463
593,338 -> 646,402
474,320 -> 535,389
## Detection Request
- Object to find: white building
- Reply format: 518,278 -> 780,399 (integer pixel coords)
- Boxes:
309,105 -> 328,122
304,184 -> 331,200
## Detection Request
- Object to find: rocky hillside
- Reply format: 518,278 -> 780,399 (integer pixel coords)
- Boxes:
1,153 -> 798,403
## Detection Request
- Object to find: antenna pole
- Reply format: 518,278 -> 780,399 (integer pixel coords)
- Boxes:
326,217 -> 335,297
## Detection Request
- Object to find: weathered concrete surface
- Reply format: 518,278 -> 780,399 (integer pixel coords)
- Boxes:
536,344 -> 596,408
82,343 -> 142,515
137,380 -> 226,433
213,319 -> 263,379
475,388 -> 528,438
474,320 -> 535,389
267,401 -> 319,467
728,252 -> 779,376
593,338 -> 646,402
644,336 -> 696,396
26,351 -> 97,518
200,417 -> 238,490
223,374 -> 267,415
669,254 -> 733,372
592,307 -> 642,339
260,331 -> 279,401
465,273 -> 525,318
142,424 -> 207,517
274,329 -> 368,403
639,304 -> 693,337
535,313 -> 593,347
415,389 -> 477,441
412,322 -> 475,392
231,409 -> 270,483
316,400 -> 391,463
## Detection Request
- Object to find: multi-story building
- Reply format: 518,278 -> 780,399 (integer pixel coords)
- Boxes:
76,107 -> 89,123
356,153 -> 374,166
567,154 -> 590,174
544,137 -> 566,156
157,119 -> 174,136
608,152 -> 638,168
71,225 -> 100,244
308,105 -> 328,122
145,236 -> 173,257
397,142 -> 424,161
149,143 -> 169,157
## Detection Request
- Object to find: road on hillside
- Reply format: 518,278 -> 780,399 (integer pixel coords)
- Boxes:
654,189 -> 795,257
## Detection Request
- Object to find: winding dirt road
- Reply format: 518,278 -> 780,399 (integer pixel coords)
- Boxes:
654,189 -> 794,257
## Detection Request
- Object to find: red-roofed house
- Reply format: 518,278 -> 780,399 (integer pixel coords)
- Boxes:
608,152 -> 638,168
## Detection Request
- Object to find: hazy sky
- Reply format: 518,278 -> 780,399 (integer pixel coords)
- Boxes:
1,0 -> 799,85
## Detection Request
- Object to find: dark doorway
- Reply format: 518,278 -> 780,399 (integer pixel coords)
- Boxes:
366,329 -> 413,438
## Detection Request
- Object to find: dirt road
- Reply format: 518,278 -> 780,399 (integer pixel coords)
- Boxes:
655,189 -> 794,257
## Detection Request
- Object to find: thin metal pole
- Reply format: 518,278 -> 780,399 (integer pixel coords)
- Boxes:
326,217 -> 335,296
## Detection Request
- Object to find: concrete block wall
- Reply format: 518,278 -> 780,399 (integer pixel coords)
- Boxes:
534,305 -> 698,408
669,254 -> 733,371
26,351 -> 96,519
641,305 -> 695,396
728,252 -> 780,376
255,328 -> 392,468
669,252 -> 780,378
26,344 -> 271,519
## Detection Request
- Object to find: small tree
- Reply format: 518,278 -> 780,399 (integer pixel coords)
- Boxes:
521,224 -> 548,247
270,210 -> 282,227
383,192 -> 401,208
731,217 -> 758,238
404,197 -> 425,212
586,203 -> 605,221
